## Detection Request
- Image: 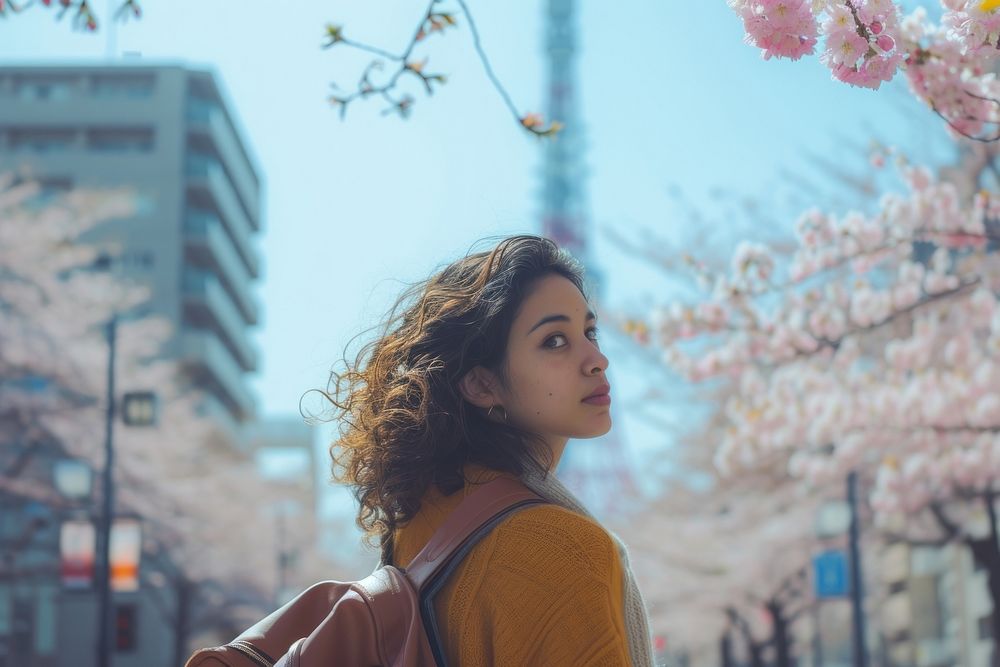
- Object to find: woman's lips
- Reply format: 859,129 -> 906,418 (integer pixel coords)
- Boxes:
582,393 -> 611,405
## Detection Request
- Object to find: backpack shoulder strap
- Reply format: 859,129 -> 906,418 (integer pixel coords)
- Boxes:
404,475 -> 547,591
404,476 -> 547,667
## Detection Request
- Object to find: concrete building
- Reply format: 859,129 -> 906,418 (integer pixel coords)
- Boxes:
0,63 -> 263,436
244,417 -> 323,605
878,539 -> 995,667
0,63 -> 264,666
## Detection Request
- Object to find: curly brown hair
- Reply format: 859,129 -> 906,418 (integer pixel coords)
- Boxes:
305,234 -> 591,557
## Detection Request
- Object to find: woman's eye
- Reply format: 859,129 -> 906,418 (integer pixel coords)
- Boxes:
544,327 -> 600,348
545,334 -> 566,349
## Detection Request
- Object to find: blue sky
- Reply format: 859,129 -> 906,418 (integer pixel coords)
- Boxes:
1,2 -> 957,509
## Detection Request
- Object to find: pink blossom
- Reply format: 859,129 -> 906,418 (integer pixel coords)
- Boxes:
696,302 -> 729,330
969,287 -> 997,325
903,165 -> 934,191
731,241 -> 775,283
732,0 -> 819,60
822,27 -> 869,67
924,272 -> 960,294
823,3 -> 854,33
943,2 -> 1000,58
969,394 -> 1000,427
731,0 -> 1000,133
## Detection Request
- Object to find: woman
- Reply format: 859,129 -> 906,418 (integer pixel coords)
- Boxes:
318,234 -> 654,666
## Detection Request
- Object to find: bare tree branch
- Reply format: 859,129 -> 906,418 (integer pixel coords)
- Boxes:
322,1 -> 560,136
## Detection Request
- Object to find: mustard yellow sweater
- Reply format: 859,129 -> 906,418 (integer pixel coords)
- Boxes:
392,463 -> 632,666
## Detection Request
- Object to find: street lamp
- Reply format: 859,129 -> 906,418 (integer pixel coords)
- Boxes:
53,459 -> 93,503
122,391 -> 158,427
92,253 -> 158,667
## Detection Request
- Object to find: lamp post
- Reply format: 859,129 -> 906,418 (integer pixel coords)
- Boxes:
91,255 -> 159,666
94,314 -> 118,667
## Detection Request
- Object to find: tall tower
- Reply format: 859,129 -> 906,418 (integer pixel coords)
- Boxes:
540,0 -> 642,522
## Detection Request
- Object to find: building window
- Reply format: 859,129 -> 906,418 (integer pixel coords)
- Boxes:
186,97 -> 215,124
8,128 -> 77,152
87,127 -> 154,152
187,76 -> 216,103
980,615 -> 994,640
123,250 -> 155,269
13,75 -> 78,101
36,175 -> 73,191
186,151 -> 218,179
114,603 -> 138,652
90,73 -> 155,98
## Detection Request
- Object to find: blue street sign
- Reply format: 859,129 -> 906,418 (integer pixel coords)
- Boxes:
3,374 -> 51,393
814,549 -> 849,598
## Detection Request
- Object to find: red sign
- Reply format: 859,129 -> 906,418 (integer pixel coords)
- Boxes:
60,519 -> 95,588
60,518 -> 142,591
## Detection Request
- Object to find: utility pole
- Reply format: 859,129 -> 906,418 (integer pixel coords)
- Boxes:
847,470 -> 868,667
95,315 -> 117,667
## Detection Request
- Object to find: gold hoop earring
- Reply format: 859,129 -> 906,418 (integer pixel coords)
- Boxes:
487,404 -> 508,423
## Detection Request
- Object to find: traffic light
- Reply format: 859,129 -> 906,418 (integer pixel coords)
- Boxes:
115,603 -> 137,652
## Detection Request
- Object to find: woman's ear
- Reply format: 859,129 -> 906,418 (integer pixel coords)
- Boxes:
457,366 -> 499,409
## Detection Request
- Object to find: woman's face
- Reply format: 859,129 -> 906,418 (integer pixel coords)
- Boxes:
460,273 -> 612,467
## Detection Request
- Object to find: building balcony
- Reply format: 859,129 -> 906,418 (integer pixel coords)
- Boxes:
179,329 -> 256,423
185,100 -> 261,231
183,210 -> 260,326
195,391 -> 246,447
185,154 -> 260,279
182,268 -> 259,373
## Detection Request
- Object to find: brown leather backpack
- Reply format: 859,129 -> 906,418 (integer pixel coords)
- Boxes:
184,476 -> 546,667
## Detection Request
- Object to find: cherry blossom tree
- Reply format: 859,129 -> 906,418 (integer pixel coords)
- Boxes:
0,174 -> 343,655
615,452 -> 829,666
730,0 -> 1000,141
615,142 -> 1000,642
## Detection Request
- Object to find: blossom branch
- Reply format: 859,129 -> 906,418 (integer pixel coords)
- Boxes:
0,0 -> 140,31
779,277 -> 980,362
322,0 -> 560,136
731,0 -> 1000,141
